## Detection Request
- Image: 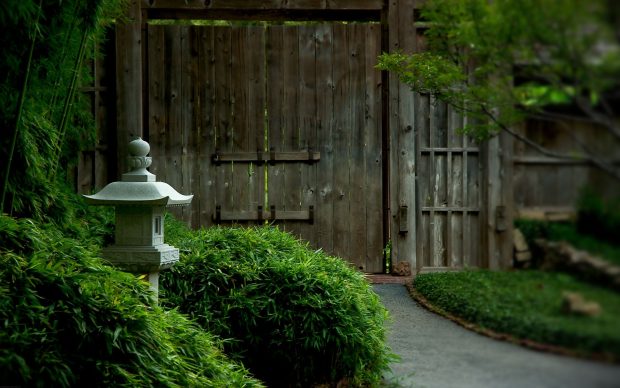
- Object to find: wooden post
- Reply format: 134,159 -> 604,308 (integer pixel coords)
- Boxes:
388,0 -> 417,272
481,130 -> 514,269
115,0 -> 143,178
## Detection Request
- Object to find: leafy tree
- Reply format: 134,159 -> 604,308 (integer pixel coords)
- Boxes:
378,0 -> 620,181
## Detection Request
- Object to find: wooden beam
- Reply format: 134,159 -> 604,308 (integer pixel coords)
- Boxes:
212,150 -> 320,164
142,0 -> 384,10
115,0 -> 143,177
143,8 -> 381,21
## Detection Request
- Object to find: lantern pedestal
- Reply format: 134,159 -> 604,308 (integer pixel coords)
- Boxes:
84,138 -> 192,299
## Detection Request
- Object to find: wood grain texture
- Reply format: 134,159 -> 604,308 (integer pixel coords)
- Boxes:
314,24 -> 335,256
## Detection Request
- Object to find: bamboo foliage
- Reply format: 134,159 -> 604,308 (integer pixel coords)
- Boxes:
0,0 -> 127,221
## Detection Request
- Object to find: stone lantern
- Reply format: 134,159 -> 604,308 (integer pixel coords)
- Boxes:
84,138 -> 192,296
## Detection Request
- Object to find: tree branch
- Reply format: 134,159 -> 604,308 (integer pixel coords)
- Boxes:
480,104 -> 620,182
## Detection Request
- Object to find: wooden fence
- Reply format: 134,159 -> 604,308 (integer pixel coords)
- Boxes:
78,0 -> 514,273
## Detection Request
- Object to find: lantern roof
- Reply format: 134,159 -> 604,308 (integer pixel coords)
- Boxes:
83,138 -> 193,207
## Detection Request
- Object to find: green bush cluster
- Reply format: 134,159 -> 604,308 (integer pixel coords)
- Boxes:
160,218 -> 394,387
414,270 -> 620,360
577,187 -> 620,247
0,215 -> 262,387
515,219 -> 620,267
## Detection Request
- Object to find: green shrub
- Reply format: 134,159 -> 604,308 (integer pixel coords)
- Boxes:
515,219 -> 620,266
0,215 -> 262,387
414,270 -> 620,359
577,187 -> 620,246
160,219 -> 394,387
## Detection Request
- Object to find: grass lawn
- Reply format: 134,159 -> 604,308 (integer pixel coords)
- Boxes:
413,270 -> 620,361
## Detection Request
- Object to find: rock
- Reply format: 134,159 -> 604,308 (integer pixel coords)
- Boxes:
392,261 -> 412,276
535,239 -> 620,292
561,291 -> 602,317
513,228 -> 529,252
515,251 -> 532,263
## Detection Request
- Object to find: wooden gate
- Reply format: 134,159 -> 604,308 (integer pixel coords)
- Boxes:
144,23 -> 384,272
414,97 -> 482,271
97,0 -> 514,274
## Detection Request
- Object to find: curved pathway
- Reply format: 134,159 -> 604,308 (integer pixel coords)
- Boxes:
374,284 -> 620,388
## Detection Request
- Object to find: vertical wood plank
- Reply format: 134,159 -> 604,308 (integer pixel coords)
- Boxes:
266,26 -> 285,231
393,0 -> 417,270
247,26 -> 266,225
180,26 -> 196,225
331,23 -> 351,261
282,26 -> 301,237
115,0 -> 142,177
164,26 -> 184,220
231,27 -> 251,221
298,25 -> 317,244
415,92 -> 430,269
348,24 -> 367,271
199,26 -> 217,228
365,24 -> 384,273
315,24 -> 335,256
214,27 -> 234,217
147,25 -> 166,182
388,0 -> 401,267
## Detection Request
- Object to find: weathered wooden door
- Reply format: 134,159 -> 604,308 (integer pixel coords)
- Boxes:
414,96 -> 482,271
145,23 -> 384,272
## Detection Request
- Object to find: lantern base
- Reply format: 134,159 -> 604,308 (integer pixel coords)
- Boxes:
101,244 -> 179,273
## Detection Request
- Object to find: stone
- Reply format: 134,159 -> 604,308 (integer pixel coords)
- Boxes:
392,261 -> 412,276
561,291 -> 601,317
515,251 -> 532,263
513,228 -> 529,252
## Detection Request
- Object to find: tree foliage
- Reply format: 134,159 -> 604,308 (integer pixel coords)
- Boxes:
0,0 -> 125,221
378,0 -> 620,180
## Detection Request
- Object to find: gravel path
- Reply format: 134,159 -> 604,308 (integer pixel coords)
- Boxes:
374,284 -> 620,388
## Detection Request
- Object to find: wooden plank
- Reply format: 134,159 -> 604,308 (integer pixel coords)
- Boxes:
266,26 -> 285,233
146,25 -> 165,181
281,26 -> 301,237
499,130 -> 514,269
415,92 -> 430,271
331,23 -> 350,261
387,0 -> 401,269
230,26 -> 251,222
298,25 -> 317,245
420,147 -> 479,153
314,24 -> 335,256
431,212 -> 446,267
214,27 -> 234,219
512,156 -> 595,165
198,26 -> 217,228
144,8 -> 380,22
365,23 -> 383,273
247,26 -> 266,225
395,0 -> 417,270
115,0 -> 142,178
212,151 -> 320,163
143,0 -> 384,10
450,212 -> 463,267
215,208 -> 313,222
188,26 -> 203,228
421,207 -> 479,212
180,26 -> 196,226
348,24 -> 367,271
164,25 -> 185,221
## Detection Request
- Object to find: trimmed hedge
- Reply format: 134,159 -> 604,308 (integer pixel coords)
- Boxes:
577,187 -> 620,247
0,215 -> 262,387
161,219 -> 394,387
515,219 -> 620,266
414,270 -> 620,360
